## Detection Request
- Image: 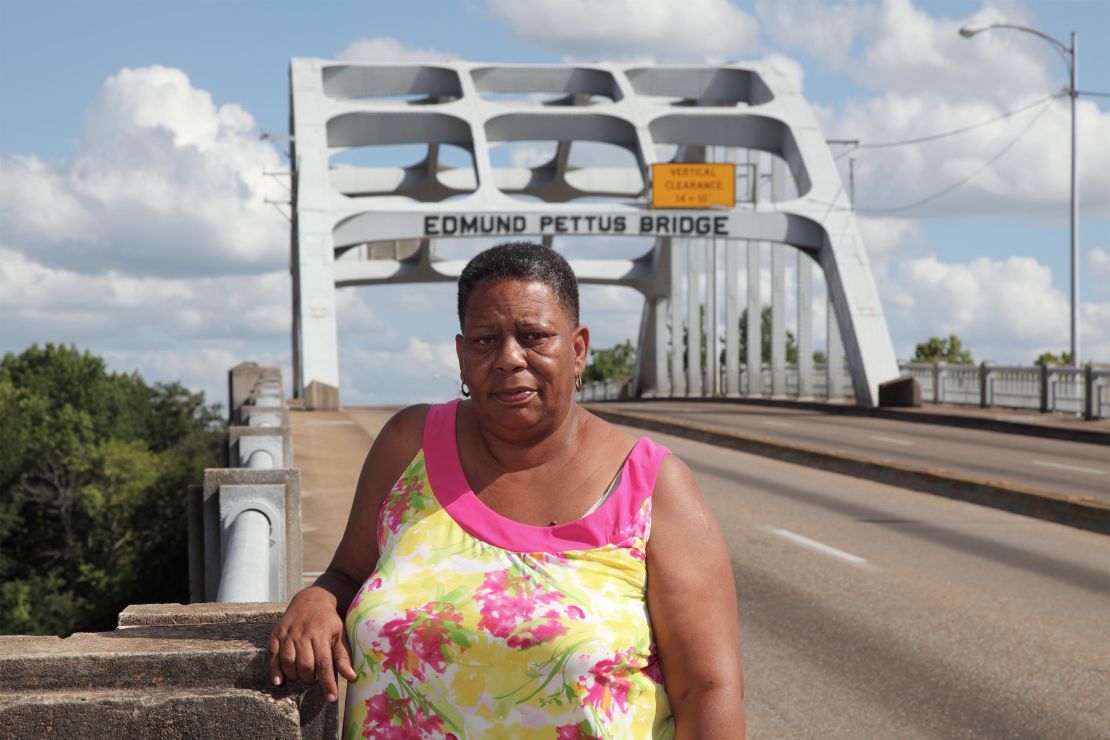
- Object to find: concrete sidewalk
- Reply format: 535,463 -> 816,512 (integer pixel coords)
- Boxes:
289,406 -> 401,585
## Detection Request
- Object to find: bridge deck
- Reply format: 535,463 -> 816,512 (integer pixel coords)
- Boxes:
289,406 -> 401,585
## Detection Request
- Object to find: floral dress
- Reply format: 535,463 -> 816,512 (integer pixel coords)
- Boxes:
344,399 -> 674,739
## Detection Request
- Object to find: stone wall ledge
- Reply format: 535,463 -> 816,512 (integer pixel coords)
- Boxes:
0,687 -> 306,740
0,603 -> 335,739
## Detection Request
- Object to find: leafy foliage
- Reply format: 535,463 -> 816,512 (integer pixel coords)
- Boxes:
912,335 -> 974,364
583,340 -> 636,382
1034,350 -> 1073,366
737,306 -> 799,365
0,344 -> 223,635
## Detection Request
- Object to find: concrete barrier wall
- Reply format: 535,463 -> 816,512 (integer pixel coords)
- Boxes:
0,603 -> 336,739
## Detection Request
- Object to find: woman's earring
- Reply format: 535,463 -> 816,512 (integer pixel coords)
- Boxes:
574,374 -> 583,391
460,382 -> 471,398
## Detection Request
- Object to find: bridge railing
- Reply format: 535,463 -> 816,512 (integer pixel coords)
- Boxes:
188,363 -> 302,604
901,361 -> 1109,419
588,360 -> 1108,419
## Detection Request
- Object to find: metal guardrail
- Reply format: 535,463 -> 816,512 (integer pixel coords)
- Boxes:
584,361 -> 1109,420
188,363 -> 301,605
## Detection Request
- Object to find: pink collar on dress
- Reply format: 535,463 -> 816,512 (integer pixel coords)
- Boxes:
422,399 -> 666,553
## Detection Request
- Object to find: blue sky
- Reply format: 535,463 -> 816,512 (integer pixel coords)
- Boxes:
1,0 -> 1108,406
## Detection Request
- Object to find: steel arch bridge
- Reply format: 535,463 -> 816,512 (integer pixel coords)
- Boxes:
289,59 -> 899,405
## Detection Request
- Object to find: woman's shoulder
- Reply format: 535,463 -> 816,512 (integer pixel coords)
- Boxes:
580,408 -> 640,454
372,403 -> 433,460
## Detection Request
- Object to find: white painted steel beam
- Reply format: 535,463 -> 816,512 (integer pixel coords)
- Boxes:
290,59 -> 899,404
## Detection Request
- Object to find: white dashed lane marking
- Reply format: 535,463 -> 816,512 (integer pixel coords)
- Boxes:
870,434 -> 914,446
766,527 -> 872,567
1032,460 -> 1105,476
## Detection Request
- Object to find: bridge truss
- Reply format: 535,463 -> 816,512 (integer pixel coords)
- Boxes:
289,60 -> 899,405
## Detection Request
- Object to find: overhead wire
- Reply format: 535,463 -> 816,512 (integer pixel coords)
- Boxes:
856,96 -> 1056,214
834,93 -> 1062,159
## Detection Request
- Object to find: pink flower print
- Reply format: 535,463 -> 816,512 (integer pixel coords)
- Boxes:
377,475 -> 428,547
377,601 -> 468,681
362,686 -> 456,739
644,650 -> 665,685
578,648 -> 639,720
474,568 -> 584,649
556,721 -> 602,740
347,576 -> 384,618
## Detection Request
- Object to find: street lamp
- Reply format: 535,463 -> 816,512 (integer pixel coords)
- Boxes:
959,23 -> 1079,367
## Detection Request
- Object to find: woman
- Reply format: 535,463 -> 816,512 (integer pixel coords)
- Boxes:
269,242 -> 744,738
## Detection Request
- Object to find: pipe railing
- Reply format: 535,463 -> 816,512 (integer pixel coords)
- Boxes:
215,509 -> 273,602
188,363 -> 301,605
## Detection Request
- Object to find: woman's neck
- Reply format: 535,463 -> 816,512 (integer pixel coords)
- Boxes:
472,402 -> 583,474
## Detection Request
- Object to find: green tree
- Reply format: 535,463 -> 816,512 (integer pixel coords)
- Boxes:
737,306 -> 798,365
0,344 -> 223,635
1035,350 -> 1073,366
583,340 -> 636,382
913,335 -> 974,364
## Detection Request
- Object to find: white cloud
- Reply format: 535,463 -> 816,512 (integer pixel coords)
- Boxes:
0,66 -> 286,278
825,94 -> 1110,218
768,0 -> 1110,220
877,252 -> 1110,363
487,0 -> 758,61
758,0 -> 1050,101
856,216 -> 924,261
340,337 -> 461,406
1088,248 -> 1110,295
755,0 -> 865,70
0,245 -> 294,405
336,37 -> 459,63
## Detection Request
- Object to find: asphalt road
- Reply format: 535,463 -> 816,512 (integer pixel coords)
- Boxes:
638,425 -> 1110,738
605,401 -> 1110,501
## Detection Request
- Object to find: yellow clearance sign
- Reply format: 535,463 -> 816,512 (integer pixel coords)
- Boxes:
651,163 -> 736,209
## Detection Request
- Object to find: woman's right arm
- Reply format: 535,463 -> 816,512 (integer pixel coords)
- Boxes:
266,404 -> 428,702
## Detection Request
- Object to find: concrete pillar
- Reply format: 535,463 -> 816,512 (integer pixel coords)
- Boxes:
670,239 -> 686,397
827,293 -> 844,400
725,239 -> 740,396
687,239 -> 703,397
746,239 -> 762,396
797,249 -> 813,398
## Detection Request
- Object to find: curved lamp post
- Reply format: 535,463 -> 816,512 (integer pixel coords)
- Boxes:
959,24 -> 1079,367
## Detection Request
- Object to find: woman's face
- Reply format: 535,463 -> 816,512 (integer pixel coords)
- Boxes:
456,278 -> 588,436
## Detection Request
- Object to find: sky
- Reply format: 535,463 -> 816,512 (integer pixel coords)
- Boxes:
1,0 -> 1108,407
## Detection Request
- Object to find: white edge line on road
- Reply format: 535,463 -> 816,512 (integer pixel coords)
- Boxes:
765,527 -> 871,566
1032,459 -> 1105,476
869,434 -> 914,446
762,420 -> 795,429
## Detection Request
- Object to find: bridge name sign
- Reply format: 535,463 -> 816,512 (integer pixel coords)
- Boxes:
423,212 -> 731,238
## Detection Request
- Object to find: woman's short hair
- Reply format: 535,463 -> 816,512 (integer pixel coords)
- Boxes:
457,242 -> 580,330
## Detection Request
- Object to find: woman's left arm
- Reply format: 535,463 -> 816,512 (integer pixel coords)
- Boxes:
646,455 -> 745,739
